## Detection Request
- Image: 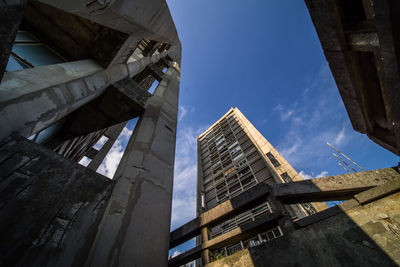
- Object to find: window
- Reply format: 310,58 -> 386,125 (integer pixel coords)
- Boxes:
238,166 -> 250,177
228,141 -> 238,150
260,226 -> 283,242
232,152 -> 244,161
243,236 -> 261,249
230,146 -> 241,155
28,119 -> 64,145
224,166 -> 235,177
301,203 -> 317,215
235,159 -> 247,169
226,242 -> 242,256
266,152 -> 280,167
281,172 -> 292,183
6,31 -> 65,71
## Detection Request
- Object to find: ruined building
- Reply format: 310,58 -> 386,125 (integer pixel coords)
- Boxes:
0,0 -> 181,266
1,0 -> 400,266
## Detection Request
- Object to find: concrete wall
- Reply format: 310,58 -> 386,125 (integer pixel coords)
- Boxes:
0,135 -> 114,266
206,182 -> 400,267
85,62 -> 180,267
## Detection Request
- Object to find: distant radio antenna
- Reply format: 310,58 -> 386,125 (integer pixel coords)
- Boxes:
332,153 -> 357,172
327,142 -> 366,172
338,163 -> 351,173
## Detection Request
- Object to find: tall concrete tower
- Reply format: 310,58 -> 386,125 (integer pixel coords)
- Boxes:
0,1 -> 181,266
195,107 -> 326,264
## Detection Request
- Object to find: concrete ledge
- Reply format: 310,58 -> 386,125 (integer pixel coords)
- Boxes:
274,168 -> 400,203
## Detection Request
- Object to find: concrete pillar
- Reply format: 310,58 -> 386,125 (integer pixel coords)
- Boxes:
86,61 -> 180,267
87,122 -> 127,171
201,227 -> 211,265
0,0 -> 26,81
0,51 -> 167,141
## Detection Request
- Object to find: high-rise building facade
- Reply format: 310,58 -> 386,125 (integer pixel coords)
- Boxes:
196,107 -> 326,263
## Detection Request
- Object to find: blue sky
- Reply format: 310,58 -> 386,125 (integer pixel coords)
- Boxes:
166,0 -> 399,257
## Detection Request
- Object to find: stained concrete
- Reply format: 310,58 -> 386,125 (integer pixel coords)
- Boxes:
0,51 -> 167,142
0,0 -> 25,82
204,179 -> 400,267
85,62 -> 180,267
305,0 -> 400,155
38,0 -> 180,47
0,135 -> 114,266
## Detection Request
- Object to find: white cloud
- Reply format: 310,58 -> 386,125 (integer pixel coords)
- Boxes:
273,103 -> 294,122
316,171 -> 328,178
299,170 -> 313,180
273,104 -> 284,112
280,109 -> 294,121
79,156 -> 91,167
333,128 -> 346,146
179,106 -> 187,121
171,124 -> 209,230
274,64 -> 358,174
299,170 -> 328,180
93,136 -> 109,150
97,126 -> 133,179
171,250 -> 181,258
178,105 -> 195,121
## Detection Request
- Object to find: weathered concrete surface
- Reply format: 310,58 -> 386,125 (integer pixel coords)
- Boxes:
169,213 -> 282,267
205,249 -> 253,267
305,0 -> 400,155
171,167 -> 400,250
0,0 -> 25,81
208,181 -> 400,267
274,167 -> 400,203
86,62 -> 180,267
24,1 -> 130,68
54,78 -> 150,140
170,183 -> 271,248
0,135 -> 114,267
0,51 -> 167,142
38,0 -> 180,47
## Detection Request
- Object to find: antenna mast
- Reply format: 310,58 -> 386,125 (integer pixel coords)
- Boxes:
327,142 -> 366,172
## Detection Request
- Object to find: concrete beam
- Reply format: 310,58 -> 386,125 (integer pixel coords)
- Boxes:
273,167 -> 400,203
170,183 -> 271,248
54,78 -> 149,140
168,212 -> 282,267
169,245 -> 202,267
0,51 -> 167,142
170,167 -> 400,249
85,62 -> 180,267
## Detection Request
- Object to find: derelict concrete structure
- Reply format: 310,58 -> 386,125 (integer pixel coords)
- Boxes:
0,0 -> 181,266
305,0 -> 400,156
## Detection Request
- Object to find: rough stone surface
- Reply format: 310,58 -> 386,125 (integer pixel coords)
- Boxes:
0,135 -> 114,267
205,250 -> 253,267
